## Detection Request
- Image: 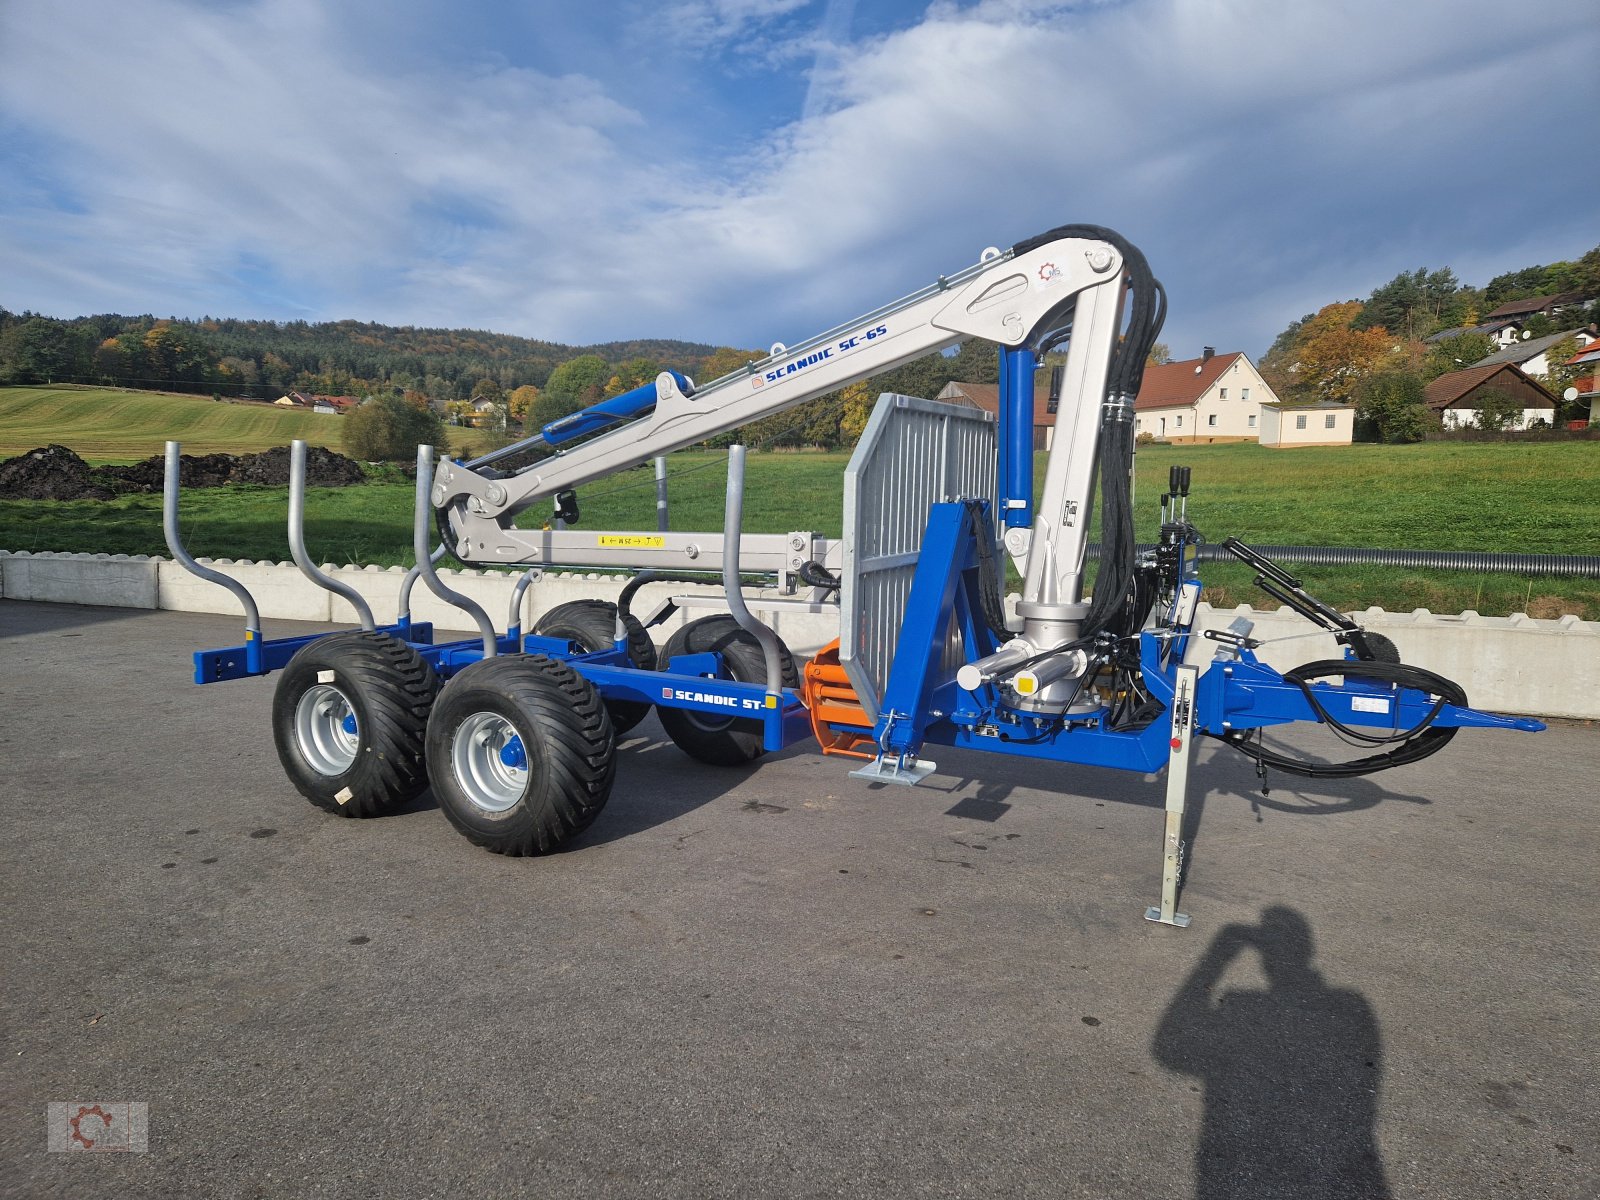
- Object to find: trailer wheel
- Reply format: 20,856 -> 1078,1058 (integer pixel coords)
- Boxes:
657,615 -> 798,766
272,631 -> 439,817
426,655 -> 616,855
532,599 -> 657,734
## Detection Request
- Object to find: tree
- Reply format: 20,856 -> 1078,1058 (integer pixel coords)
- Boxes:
697,346 -> 764,383
838,381 -> 874,445
470,378 -> 503,404
1421,331 -> 1495,382
1474,389 -> 1522,432
0,316 -> 70,383
1357,268 -> 1465,340
1264,301 -> 1398,404
444,400 -> 475,425
1354,369 -> 1431,443
508,384 -> 541,422
342,394 -> 449,461
602,357 -> 661,398
1146,343 -> 1171,366
541,354 -> 611,414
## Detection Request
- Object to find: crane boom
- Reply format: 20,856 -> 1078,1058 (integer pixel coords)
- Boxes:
431,229 -> 1129,551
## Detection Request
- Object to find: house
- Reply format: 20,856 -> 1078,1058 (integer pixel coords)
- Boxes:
937,378 -> 1054,449
1466,327 -> 1598,379
1132,349 -> 1282,443
1562,343 -> 1600,425
312,395 -> 359,415
274,391 -> 316,408
1483,292 -> 1596,323
1423,363 -> 1557,429
465,397 -> 509,429
1425,319 -> 1523,350
1258,400 -> 1356,447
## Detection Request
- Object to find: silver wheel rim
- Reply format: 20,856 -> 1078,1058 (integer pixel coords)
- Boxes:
295,683 -> 360,776
451,711 -> 529,814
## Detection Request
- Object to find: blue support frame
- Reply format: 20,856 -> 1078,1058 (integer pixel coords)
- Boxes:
190,621 -> 809,751
856,501 -> 1543,776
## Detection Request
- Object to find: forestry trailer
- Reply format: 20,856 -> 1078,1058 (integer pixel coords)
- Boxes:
164,223 -> 1542,926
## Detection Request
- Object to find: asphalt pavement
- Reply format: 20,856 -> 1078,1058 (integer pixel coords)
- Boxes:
1,599 -> 1595,1199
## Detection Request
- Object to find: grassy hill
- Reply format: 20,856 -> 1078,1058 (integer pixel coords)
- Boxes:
2,439 -> 1597,618
0,385 -> 491,463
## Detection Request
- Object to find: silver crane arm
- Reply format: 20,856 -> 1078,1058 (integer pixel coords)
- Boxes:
431,230 -> 1130,571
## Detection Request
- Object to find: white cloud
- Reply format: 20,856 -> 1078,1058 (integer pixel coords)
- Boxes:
650,0 -> 817,46
1,0 -> 1596,358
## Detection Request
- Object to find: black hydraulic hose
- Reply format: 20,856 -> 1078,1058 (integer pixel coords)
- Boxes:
1088,542 -> 1600,579
1212,659 -> 1467,778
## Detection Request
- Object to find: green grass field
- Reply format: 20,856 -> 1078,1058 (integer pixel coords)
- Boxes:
2,393 -> 1597,617
0,385 -> 492,461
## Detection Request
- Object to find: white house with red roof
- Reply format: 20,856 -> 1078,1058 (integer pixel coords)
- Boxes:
1562,342 -> 1600,425
1132,349 -> 1288,443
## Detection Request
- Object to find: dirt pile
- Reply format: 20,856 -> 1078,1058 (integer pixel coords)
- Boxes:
227,445 -> 366,487
0,445 -> 368,501
0,445 -> 115,501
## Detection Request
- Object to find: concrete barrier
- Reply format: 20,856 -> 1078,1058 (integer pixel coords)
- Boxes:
3,550 -> 1595,719
1,551 -> 159,609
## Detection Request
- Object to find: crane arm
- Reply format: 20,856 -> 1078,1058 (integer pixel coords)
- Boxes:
432,229 -> 1129,554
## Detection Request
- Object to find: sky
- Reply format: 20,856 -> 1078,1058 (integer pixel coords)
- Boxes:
1,0 -> 1596,361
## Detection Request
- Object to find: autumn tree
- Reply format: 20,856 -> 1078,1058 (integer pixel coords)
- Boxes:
1262,301 -> 1397,404
508,384 -> 541,422
838,381 -> 874,445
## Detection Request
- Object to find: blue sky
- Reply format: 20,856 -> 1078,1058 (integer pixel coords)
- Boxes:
1,0 -> 1596,360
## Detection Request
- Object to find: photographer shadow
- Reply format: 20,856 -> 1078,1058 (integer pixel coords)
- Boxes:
1152,907 -> 1392,1200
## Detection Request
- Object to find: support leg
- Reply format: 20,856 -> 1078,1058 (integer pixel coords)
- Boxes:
1146,663 -> 1198,928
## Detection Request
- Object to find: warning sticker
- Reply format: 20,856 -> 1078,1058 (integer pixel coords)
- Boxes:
1351,696 -> 1391,714
597,535 -> 666,549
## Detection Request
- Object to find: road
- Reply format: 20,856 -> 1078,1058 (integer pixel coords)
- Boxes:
2,600 -> 1595,1198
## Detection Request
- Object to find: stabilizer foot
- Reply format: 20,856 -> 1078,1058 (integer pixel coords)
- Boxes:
1144,906 -> 1192,928
849,755 -> 938,786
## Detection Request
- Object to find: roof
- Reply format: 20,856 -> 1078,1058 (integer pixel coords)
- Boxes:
1423,319 -> 1519,344
1483,292 -> 1593,320
1423,363 -> 1556,411
1565,343 -> 1600,366
1133,352 -> 1247,411
1467,328 -> 1589,369
939,379 -> 1054,426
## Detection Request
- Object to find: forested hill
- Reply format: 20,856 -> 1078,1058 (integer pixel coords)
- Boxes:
0,307 -> 715,403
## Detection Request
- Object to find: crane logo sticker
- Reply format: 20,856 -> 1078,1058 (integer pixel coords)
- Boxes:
758,324 -> 890,386
47,1102 -> 148,1153
1038,262 -> 1062,285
